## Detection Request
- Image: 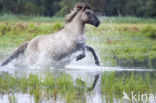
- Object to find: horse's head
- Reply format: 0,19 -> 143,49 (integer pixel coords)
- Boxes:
65,3 -> 100,27
76,3 -> 100,27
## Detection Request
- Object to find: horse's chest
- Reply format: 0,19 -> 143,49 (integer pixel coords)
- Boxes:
69,34 -> 86,51
56,35 -> 86,59
76,34 -> 86,44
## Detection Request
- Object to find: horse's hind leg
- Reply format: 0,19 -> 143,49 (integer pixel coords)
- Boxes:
86,46 -> 100,66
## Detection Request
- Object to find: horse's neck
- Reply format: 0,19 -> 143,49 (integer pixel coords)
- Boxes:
64,12 -> 85,36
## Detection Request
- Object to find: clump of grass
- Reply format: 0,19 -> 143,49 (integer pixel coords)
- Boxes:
0,24 -> 11,35
152,45 -> 156,51
142,26 -> 156,39
53,22 -> 63,31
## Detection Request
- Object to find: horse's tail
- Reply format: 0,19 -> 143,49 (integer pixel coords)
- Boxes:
1,41 -> 29,66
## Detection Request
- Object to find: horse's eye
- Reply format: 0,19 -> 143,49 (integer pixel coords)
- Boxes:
86,12 -> 90,15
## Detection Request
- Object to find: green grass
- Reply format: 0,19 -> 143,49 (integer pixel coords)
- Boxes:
0,22 -> 63,48
0,14 -> 156,23
0,16 -> 156,68
100,16 -> 156,24
0,14 -> 64,22
87,23 -> 156,68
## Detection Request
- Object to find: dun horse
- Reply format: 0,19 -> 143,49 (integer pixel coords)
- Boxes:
1,3 -> 100,68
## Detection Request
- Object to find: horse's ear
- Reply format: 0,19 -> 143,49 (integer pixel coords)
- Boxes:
75,3 -> 84,10
89,4 -> 91,8
82,5 -> 85,11
75,3 -> 90,11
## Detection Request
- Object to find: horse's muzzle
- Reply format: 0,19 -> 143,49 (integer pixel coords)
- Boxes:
95,21 -> 100,27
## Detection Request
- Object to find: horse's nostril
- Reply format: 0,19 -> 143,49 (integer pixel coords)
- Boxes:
98,21 -> 100,25
95,21 -> 100,27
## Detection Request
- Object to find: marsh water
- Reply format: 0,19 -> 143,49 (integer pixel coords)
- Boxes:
0,49 -> 156,103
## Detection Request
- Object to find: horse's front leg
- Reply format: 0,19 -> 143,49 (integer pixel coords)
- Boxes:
76,44 -> 86,61
86,46 -> 100,66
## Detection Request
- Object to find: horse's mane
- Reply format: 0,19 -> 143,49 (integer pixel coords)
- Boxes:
65,3 -> 90,23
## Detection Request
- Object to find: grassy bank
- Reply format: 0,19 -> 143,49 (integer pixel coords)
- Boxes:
0,16 -> 156,68
0,71 -> 155,103
0,14 -> 64,23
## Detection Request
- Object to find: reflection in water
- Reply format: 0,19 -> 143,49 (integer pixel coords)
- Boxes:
0,65 -> 155,103
0,93 -> 34,103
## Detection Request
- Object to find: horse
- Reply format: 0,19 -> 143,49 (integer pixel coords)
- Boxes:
1,3 -> 100,68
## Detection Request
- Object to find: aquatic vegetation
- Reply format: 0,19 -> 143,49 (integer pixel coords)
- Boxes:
0,71 -> 155,103
0,71 -> 88,103
101,72 -> 156,102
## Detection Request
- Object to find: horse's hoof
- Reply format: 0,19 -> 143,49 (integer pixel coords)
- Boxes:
76,54 -> 85,61
95,61 -> 100,66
